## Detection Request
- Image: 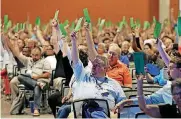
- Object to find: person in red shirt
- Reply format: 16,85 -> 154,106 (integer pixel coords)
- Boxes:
107,44 -> 132,88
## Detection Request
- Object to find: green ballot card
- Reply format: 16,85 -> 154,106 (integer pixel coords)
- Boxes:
59,24 -> 67,36
19,23 -> 23,30
119,21 -> 124,31
74,17 -> 83,32
35,17 -> 41,26
143,21 -> 150,30
70,22 -> 75,30
136,19 -> 141,28
14,23 -> 19,32
153,16 -> 156,24
178,17 -> 181,36
4,15 -> 8,26
154,21 -> 161,38
97,18 -> 101,25
122,16 -> 126,25
130,17 -> 135,28
63,20 -> 69,27
133,52 -> 145,75
99,19 -> 105,31
83,8 -> 91,23
54,10 -> 59,20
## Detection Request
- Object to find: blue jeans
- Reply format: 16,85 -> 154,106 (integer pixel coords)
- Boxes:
18,74 -> 42,109
57,104 -> 71,118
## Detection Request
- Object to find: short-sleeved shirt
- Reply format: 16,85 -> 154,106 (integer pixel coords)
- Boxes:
19,54 -> 51,83
72,60 -> 126,109
132,81 -> 172,105
106,61 -> 132,88
159,104 -> 181,118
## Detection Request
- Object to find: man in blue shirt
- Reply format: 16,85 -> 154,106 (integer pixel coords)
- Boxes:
70,29 -> 126,118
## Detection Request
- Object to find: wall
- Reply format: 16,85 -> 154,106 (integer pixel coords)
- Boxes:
170,0 -> 179,19
159,0 -> 170,23
2,0 -> 159,24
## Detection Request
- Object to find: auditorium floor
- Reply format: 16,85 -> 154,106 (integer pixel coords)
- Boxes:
1,94 -> 54,118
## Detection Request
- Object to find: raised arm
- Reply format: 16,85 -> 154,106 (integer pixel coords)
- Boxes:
137,75 -> 161,118
35,26 -> 47,46
84,22 -> 98,61
5,35 -> 29,66
71,31 -> 79,66
132,27 -> 142,52
155,39 -> 170,67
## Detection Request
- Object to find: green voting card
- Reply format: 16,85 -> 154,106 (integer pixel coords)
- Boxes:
14,23 -> 19,32
63,20 -> 69,27
99,19 -> 105,31
74,17 -> 83,32
97,18 -> 101,25
83,8 -> 91,23
178,17 -> 181,36
133,52 -> 145,75
136,19 -> 141,28
4,15 -> 8,26
19,23 -> 23,30
119,21 -> 124,31
153,16 -> 156,24
143,21 -> 150,30
35,17 -> 41,26
54,10 -> 59,20
59,24 -> 67,36
122,16 -> 126,24
154,21 -> 161,38
70,22 -> 75,30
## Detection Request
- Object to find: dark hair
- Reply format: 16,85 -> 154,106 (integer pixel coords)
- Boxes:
171,78 -> 181,94
144,43 -> 152,49
102,38 -> 110,43
79,50 -> 88,67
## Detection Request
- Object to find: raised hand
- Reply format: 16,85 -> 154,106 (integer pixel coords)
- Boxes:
51,19 -> 58,27
70,31 -> 77,41
83,22 -> 89,31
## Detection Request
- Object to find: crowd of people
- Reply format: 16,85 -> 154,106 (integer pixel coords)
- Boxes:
1,8 -> 181,118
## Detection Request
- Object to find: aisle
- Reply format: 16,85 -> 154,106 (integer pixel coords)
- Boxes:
1,95 -> 54,118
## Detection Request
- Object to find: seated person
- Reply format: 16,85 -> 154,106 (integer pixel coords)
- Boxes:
7,38 -> 51,116
113,39 -> 181,117
57,50 -> 91,118
146,68 -> 167,86
137,77 -> 181,118
85,23 -> 132,88
70,30 -> 126,118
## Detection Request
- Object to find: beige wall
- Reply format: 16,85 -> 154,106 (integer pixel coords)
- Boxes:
159,0 -> 170,23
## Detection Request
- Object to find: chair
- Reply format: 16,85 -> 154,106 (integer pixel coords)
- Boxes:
119,105 -> 141,118
131,68 -> 136,79
61,86 -> 70,98
124,90 -> 153,99
122,86 -> 132,91
135,85 -> 162,92
135,112 -> 150,118
72,98 -> 110,118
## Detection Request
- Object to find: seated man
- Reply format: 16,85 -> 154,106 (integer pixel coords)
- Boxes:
70,31 -> 126,118
17,47 -> 51,116
7,38 -> 51,116
84,22 -> 132,88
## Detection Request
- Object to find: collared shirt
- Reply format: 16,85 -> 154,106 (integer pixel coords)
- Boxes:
44,55 -> 57,70
18,53 -> 51,83
73,60 -> 126,109
132,81 -> 172,105
106,61 -> 132,88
